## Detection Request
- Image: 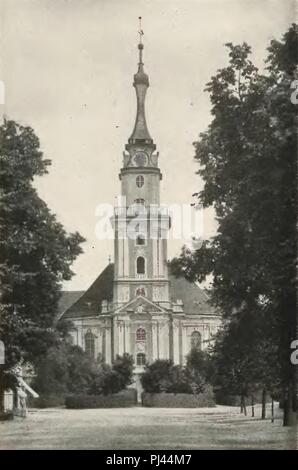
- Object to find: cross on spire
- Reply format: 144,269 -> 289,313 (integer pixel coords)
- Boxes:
138,16 -> 144,44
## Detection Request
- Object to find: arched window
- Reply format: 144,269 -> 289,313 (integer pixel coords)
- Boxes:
136,287 -> 146,297
136,175 -> 144,188
137,256 -> 145,274
136,327 -> 146,342
85,330 -> 95,359
191,331 -> 202,351
136,353 -> 146,366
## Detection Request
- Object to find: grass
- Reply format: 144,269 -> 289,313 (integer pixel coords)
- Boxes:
0,404 -> 296,450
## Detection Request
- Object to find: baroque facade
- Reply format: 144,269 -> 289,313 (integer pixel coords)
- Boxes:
60,38 -> 221,377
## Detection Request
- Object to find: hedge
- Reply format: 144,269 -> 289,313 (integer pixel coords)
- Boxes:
65,389 -> 137,409
142,390 -> 215,408
28,395 -> 66,408
0,411 -> 14,421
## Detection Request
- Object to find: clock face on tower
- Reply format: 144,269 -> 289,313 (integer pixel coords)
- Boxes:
134,151 -> 148,167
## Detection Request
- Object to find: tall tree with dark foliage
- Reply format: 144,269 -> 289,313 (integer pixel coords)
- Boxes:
171,25 -> 297,426
0,120 -> 85,411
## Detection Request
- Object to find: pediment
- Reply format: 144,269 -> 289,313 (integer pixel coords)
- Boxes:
114,296 -> 166,315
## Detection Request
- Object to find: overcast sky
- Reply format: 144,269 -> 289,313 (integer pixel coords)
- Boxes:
0,0 -> 294,290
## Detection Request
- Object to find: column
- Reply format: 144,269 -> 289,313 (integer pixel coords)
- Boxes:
118,237 -> 123,277
158,239 -> 163,275
79,326 -> 84,350
173,322 -> 180,364
105,327 -> 112,365
157,322 -> 165,359
153,238 -> 158,276
151,322 -> 158,361
124,322 -> 131,354
118,321 -> 124,356
124,237 -> 129,277
95,330 -> 101,359
75,325 -> 82,348
181,326 -> 188,365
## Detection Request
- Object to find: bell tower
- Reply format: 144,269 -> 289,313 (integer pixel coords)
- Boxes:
113,25 -> 170,309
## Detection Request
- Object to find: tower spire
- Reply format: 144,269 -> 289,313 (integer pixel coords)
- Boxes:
138,16 -> 144,44
128,17 -> 153,145
137,16 -> 144,67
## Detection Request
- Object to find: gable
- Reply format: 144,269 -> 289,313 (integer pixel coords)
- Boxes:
115,295 -> 166,314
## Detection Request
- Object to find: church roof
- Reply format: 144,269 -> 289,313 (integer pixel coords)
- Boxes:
60,263 -> 114,319
59,263 -> 218,320
169,275 -> 216,316
58,290 -> 83,315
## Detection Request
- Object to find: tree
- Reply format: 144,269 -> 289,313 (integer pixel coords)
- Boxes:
112,353 -> 134,391
170,25 -> 297,425
141,360 -> 175,393
141,358 -> 211,395
91,353 -> 134,395
34,344 -> 103,396
0,119 -> 85,410
186,348 -> 211,380
185,349 -> 211,394
34,346 -> 134,397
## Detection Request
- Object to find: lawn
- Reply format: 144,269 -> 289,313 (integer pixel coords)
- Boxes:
0,404 -> 296,450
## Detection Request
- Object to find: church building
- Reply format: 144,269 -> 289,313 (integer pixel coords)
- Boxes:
60,36 -> 221,374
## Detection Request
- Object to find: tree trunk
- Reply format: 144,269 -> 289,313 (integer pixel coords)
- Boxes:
240,395 -> 244,414
261,388 -> 266,420
283,387 -> 297,427
251,395 -> 255,417
271,397 -> 274,423
243,396 -> 247,416
0,367 -> 5,413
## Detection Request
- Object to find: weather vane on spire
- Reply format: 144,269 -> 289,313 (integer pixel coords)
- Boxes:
138,16 -> 144,44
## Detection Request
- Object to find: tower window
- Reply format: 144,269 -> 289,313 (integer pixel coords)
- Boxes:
191,331 -> 202,351
136,234 -> 145,245
136,327 -> 146,342
136,175 -> 144,188
136,353 -> 146,366
136,256 -> 145,274
135,198 -> 145,205
85,330 -> 95,359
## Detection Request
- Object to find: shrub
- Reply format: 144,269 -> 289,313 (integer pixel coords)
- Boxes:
141,360 -> 174,393
112,353 -> 134,390
88,354 -> 134,395
89,363 -> 121,395
141,357 -> 213,395
185,349 -> 212,394
32,343 -> 97,396
186,348 -> 211,375
33,345 -> 134,399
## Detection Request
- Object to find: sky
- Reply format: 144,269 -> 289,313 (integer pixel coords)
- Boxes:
0,0 -> 294,290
